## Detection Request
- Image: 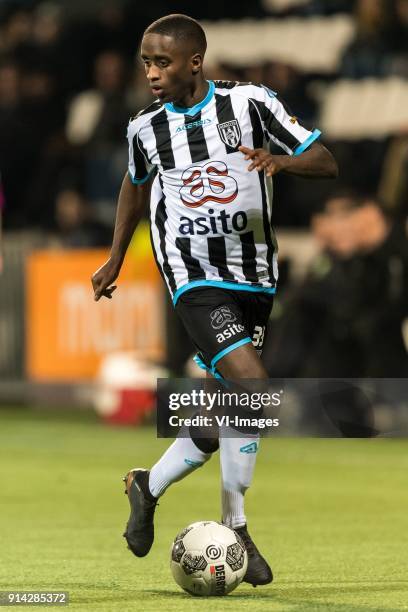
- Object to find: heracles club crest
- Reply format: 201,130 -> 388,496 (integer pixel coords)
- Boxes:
217,119 -> 241,148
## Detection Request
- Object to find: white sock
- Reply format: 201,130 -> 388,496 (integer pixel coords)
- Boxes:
149,431 -> 212,498
220,429 -> 260,529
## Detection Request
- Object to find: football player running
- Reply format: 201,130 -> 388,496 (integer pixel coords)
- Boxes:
92,14 -> 338,587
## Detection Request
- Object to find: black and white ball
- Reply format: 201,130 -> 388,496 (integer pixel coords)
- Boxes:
170,521 -> 248,596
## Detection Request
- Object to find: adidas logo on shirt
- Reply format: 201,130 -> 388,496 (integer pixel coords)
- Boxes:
176,118 -> 212,132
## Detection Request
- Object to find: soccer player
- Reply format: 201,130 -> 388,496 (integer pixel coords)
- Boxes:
92,14 -> 338,586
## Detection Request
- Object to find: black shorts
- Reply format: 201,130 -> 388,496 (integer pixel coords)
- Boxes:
175,287 -> 274,377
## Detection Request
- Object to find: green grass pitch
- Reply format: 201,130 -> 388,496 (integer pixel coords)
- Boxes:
1,407 -> 407,611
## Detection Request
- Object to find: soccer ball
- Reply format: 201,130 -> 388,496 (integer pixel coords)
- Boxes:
170,521 -> 248,596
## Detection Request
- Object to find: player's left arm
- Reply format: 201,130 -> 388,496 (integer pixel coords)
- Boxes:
243,85 -> 338,179
239,141 -> 338,179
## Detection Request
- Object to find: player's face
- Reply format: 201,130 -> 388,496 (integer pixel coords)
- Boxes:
141,33 -> 200,104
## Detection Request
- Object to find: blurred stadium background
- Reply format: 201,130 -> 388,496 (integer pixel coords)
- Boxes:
0,0 -> 408,418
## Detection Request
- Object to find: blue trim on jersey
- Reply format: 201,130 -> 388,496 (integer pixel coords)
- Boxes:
211,337 -> 252,370
165,81 -> 215,117
128,170 -> 153,185
173,279 -> 276,306
294,129 -> 321,156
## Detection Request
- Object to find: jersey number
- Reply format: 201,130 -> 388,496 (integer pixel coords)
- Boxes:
252,325 -> 265,348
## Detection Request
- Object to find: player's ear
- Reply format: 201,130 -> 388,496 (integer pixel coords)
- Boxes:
191,53 -> 202,75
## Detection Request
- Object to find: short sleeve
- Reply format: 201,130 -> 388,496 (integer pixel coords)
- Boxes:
254,84 -> 321,156
127,121 -> 154,185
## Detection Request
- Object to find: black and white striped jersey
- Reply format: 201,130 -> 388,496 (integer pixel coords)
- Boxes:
127,80 -> 321,304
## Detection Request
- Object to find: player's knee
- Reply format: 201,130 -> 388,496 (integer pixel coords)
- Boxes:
190,433 -> 220,454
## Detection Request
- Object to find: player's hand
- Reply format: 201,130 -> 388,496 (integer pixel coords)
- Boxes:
239,146 -> 289,176
91,257 -> 120,301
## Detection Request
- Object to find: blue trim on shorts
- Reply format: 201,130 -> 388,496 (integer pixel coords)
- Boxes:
294,129 -> 321,156
173,280 -> 276,306
211,337 -> 252,370
193,354 -> 225,382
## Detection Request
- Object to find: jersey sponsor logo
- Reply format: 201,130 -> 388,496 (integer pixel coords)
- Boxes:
217,119 -> 241,148
179,161 -> 238,208
239,442 -> 258,453
210,306 -> 237,330
178,208 -> 248,236
176,118 -> 211,133
216,323 -> 245,344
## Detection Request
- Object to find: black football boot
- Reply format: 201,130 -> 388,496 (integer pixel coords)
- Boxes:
123,468 -> 158,557
235,524 -> 273,586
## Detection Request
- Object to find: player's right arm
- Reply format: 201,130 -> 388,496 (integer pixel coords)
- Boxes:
91,173 -> 151,301
92,113 -> 155,301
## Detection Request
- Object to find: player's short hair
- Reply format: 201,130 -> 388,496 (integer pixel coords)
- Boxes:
144,14 -> 207,56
